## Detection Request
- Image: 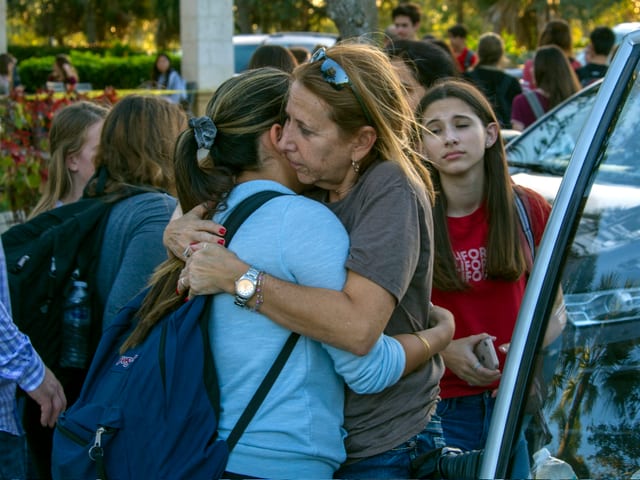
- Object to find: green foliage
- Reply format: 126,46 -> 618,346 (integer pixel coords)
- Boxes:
16,52 -> 182,92
0,94 -> 63,213
0,91 -> 118,215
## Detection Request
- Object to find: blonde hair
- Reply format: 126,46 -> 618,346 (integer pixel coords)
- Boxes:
29,101 -> 109,219
293,42 -> 434,203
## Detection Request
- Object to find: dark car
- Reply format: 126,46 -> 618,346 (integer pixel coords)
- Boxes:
480,29 -> 640,479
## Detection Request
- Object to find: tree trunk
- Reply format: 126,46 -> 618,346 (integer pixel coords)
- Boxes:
85,0 -> 97,44
235,0 -> 253,33
326,0 -> 378,41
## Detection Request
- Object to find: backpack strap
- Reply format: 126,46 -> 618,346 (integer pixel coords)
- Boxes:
226,331 -> 299,450
205,189 -> 300,451
464,49 -> 474,70
513,187 -> 535,273
523,89 -> 545,120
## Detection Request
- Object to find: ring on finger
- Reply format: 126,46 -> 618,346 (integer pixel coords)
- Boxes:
183,245 -> 193,259
473,362 -> 481,371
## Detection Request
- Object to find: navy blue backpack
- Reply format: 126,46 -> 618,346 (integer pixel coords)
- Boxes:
51,191 -> 297,480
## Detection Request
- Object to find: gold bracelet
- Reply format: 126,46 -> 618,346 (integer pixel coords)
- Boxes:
412,332 -> 431,363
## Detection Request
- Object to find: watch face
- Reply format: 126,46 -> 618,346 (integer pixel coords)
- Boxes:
236,278 -> 256,298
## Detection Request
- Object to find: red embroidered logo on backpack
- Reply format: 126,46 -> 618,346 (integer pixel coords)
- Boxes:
115,354 -> 139,368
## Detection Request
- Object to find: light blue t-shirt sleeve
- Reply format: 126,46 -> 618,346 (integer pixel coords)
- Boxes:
279,197 -> 405,394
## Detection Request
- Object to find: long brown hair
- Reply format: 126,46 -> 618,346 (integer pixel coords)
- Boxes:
84,95 -> 186,198
120,68 -> 291,352
416,79 -> 527,291
534,45 -> 581,109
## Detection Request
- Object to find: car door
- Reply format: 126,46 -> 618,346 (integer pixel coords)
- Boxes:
481,30 -> 640,479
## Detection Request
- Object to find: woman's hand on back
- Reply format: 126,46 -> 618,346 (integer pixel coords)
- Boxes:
163,203 -> 225,260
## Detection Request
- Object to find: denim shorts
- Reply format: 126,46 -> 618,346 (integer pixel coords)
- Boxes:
333,415 -> 445,479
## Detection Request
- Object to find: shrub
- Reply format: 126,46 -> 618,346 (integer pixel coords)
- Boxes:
0,90 -> 117,218
17,51 -> 182,92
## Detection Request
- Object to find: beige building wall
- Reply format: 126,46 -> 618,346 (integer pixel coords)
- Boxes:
180,0 -> 234,115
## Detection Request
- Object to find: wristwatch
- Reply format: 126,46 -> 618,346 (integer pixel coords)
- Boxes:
234,266 -> 261,307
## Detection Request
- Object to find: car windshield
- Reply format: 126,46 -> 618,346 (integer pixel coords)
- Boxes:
517,54 -> 640,479
507,83 -> 599,177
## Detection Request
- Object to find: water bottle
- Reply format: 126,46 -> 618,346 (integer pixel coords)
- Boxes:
59,280 -> 91,369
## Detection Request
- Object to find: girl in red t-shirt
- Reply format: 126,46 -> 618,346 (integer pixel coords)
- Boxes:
416,79 -> 557,477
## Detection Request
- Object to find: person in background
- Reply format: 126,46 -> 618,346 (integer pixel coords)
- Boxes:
416,79 -> 554,478
170,42 -> 452,478
47,54 -> 78,90
391,2 -> 422,41
521,19 -> 581,90
448,24 -> 478,73
151,53 -> 187,105
289,46 -> 311,64
576,26 -> 615,87
511,45 -> 581,131
22,96 -> 185,479
0,239 -> 66,480
384,39 -> 459,112
248,44 -> 298,73
28,101 -> 109,219
465,32 -> 522,129
0,53 -> 17,95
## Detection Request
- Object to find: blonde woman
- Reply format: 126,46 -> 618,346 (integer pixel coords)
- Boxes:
29,101 -> 109,219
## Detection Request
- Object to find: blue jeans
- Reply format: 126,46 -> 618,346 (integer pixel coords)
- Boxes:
437,392 -> 530,478
0,431 -> 28,480
333,415 -> 445,479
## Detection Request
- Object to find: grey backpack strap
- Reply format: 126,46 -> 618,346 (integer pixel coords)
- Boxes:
523,90 -> 545,120
514,189 -> 535,261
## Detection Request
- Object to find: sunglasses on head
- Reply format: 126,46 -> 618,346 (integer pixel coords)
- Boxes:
309,47 -> 374,126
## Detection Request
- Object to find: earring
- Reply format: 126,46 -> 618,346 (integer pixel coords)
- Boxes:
485,140 -> 491,148
351,159 -> 360,173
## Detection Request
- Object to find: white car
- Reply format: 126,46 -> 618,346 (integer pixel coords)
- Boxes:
233,32 -> 337,73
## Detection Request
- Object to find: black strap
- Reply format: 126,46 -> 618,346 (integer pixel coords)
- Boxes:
222,190 -> 288,241
226,332 -> 300,451
207,190 -> 299,451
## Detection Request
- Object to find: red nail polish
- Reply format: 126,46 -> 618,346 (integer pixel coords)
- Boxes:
190,241 -> 198,246
219,227 -> 227,235
217,239 -> 225,245
175,288 -> 180,296
184,297 -> 190,303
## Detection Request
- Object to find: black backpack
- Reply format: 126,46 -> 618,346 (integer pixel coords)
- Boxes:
0,186 -> 154,369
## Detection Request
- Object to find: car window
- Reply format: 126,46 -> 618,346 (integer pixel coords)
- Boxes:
518,58 -> 640,480
507,84 -> 599,177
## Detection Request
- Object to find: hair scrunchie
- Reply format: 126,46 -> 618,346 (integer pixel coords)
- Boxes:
189,116 -> 217,150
